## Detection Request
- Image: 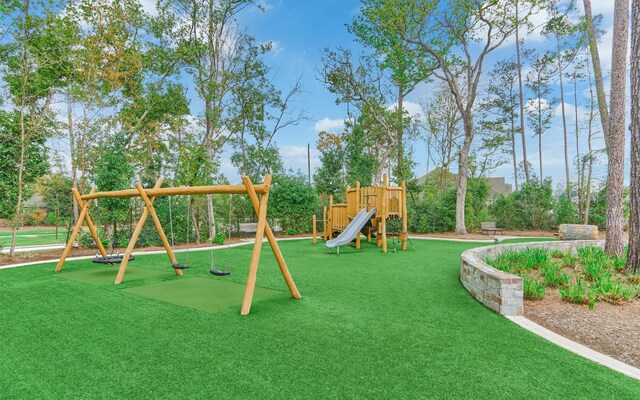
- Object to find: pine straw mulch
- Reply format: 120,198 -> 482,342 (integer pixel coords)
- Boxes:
525,291 -> 640,369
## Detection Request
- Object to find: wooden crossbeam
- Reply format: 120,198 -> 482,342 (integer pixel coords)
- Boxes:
80,184 -> 269,201
55,188 -> 102,272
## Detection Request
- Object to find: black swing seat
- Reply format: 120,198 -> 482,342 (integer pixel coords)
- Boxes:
93,254 -> 135,265
210,268 -> 230,276
172,263 -> 190,270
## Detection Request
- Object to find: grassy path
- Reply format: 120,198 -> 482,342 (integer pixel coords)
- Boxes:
0,239 -> 637,399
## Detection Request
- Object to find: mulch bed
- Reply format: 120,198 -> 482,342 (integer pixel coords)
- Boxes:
525,291 -> 640,369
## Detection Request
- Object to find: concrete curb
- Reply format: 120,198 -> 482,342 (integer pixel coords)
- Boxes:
507,315 -> 640,381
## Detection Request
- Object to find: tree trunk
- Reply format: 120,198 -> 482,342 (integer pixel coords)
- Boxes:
10,111 -> 27,258
537,94 -> 543,183
511,107 -> 519,191
583,0 -> 611,144
68,98 -> 78,223
456,114 -> 474,235
626,0 -> 639,273
397,85 -> 404,182
584,62 -> 595,224
515,0 -> 529,182
574,76 -> 582,220
605,0 -> 630,257
556,37 -> 571,198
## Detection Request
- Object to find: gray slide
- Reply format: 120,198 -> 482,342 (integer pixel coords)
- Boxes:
326,207 -> 377,251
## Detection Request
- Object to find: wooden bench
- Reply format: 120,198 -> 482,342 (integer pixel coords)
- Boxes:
480,222 -> 504,235
238,222 -> 258,238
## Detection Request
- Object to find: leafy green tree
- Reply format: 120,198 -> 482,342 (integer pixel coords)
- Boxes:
314,131 -> 345,200
344,120 -> 378,187
268,173 -> 319,233
378,0 -> 542,234
36,172 -> 73,238
93,132 -> 134,246
0,110 -> 49,221
479,58 -> 521,190
1,0 -> 72,256
350,0 -> 434,182
525,52 -> 556,183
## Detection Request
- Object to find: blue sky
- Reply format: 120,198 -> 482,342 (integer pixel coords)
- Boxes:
45,0 -> 625,190
208,0 -> 627,192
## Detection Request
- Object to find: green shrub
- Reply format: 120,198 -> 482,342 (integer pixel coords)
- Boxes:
408,177 -> 490,233
592,276 -> 635,304
582,259 -> 610,283
562,254 -> 579,269
560,278 -> 597,309
577,246 -> 606,263
540,264 -> 570,288
211,232 -> 226,245
269,173 -> 319,233
522,248 -> 549,270
489,179 -> 554,230
486,248 -> 549,274
523,275 -> 545,300
610,256 -> 627,271
555,194 -> 578,225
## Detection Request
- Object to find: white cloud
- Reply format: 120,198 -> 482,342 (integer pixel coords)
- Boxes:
314,117 -> 345,132
279,145 -> 320,174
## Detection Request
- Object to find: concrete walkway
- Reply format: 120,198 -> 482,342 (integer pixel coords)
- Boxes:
0,244 -> 65,254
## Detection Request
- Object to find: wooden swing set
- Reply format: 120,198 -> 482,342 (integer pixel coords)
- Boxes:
55,174 -> 301,315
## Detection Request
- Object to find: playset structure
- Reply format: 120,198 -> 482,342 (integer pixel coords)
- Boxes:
320,174 -> 408,253
54,174 -> 301,315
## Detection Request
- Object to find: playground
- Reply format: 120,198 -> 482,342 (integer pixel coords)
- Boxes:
1,238 -> 639,399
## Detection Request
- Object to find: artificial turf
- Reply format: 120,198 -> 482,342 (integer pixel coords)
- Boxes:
0,238 -> 638,399
0,228 -> 66,247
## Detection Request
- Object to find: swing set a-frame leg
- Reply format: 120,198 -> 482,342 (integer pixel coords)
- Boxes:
55,188 -> 106,272
114,179 -> 181,284
241,175 -> 302,316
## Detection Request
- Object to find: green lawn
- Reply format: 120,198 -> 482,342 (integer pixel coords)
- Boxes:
0,227 -> 66,247
0,238 -> 638,399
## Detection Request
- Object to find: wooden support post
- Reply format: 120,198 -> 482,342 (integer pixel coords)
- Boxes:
356,181 -> 361,210
55,188 -> 98,272
401,180 -> 408,251
323,206 -> 327,240
381,174 -> 388,253
356,231 -> 361,249
115,179 -> 172,284
242,175 -> 301,316
312,215 -> 317,245
328,195 -> 333,239
71,188 -> 107,257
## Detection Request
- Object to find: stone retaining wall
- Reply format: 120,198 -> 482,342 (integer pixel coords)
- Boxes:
460,240 -> 604,316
